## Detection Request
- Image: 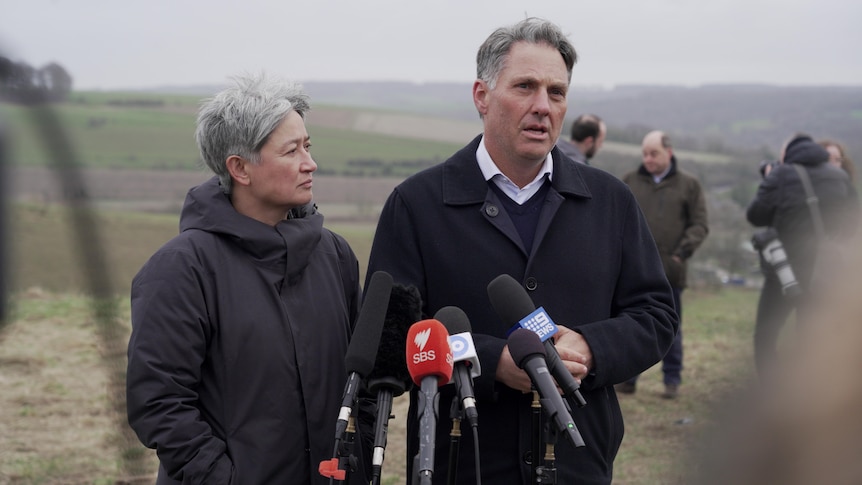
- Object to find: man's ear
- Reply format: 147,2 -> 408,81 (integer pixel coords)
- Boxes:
473,80 -> 490,116
226,155 -> 250,187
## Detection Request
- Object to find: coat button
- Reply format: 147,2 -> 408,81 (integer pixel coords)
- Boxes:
523,450 -> 532,465
485,204 -> 499,217
525,277 -> 538,291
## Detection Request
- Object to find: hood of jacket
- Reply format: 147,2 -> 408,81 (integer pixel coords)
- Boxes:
178,176 -> 323,281
784,135 -> 829,167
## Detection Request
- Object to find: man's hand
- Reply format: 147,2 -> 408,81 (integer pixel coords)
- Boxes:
553,326 -> 592,381
496,345 -> 533,393
498,326 -> 594,393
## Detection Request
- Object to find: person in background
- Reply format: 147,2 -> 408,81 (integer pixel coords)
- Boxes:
365,17 -> 677,485
126,73 -> 370,484
556,113 -> 606,165
746,133 -> 858,378
617,130 -> 709,399
819,138 -> 856,184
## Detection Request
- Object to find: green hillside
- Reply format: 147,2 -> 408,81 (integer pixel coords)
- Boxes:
1,92 -> 464,177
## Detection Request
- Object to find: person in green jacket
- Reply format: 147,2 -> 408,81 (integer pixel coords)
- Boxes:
617,130 -> 709,399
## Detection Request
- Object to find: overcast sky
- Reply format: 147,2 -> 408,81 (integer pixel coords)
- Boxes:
2,0 -> 860,91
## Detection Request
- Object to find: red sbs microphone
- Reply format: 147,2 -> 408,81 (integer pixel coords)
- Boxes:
406,319 -> 453,485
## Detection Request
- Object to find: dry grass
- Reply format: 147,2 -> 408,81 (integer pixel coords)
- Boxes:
0,289 -> 157,484
0,286 -> 759,484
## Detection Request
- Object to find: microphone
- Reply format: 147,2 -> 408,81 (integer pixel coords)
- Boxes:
507,328 -> 585,448
433,306 -> 480,429
406,319 -> 454,485
487,274 -> 587,408
335,271 -> 394,441
366,283 -> 422,484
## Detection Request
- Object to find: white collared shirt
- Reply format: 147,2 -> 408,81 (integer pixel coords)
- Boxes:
653,164 -> 672,184
476,136 -> 554,205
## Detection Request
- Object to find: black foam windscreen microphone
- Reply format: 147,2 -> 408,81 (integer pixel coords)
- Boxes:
334,270 -> 394,441
434,306 -> 480,429
487,274 -> 587,409
367,283 -> 422,482
508,328 -> 585,448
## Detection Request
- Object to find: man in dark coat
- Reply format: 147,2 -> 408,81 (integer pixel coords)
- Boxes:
365,18 -> 677,485
126,74 -> 370,484
747,133 -> 859,377
555,113 -> 606,166
619,130 -> 709,398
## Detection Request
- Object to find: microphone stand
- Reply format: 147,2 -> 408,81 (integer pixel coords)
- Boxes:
530,391 -> 542,485
338,416 -> 358,484
446,397 -> 463,485
536,419 -> 558,485
320,411 -> 358,484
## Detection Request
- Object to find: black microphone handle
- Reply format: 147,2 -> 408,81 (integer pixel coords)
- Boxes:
523,356 -> 585,448
416,377 -> 440,485
452,363 -> 479,428
334,371 -> 362,440
371,387 -> 394,484
543,340 -> 587,408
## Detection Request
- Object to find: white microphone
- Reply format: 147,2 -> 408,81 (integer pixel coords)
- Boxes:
434,306 -> 480,428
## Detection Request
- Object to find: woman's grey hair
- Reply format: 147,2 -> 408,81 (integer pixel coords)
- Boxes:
195,73 -> 311,194
476,17 -> 578,90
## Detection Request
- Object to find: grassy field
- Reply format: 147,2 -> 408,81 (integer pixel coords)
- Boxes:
1,94 -> 466,177
0,281 -> 760,484
2,203 -> 764,484
2,93 -> 739,179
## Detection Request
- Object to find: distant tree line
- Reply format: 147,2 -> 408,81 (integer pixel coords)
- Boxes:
0,57 -> 73,103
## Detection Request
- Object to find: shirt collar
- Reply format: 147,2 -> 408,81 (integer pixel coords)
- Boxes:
476,136 -> 553,204
652,163 -> 672,183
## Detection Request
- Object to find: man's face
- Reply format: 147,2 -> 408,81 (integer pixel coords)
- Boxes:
242,110 -> 317,223
585,122 -> 607,159
641,133 -> 672,176
473,41 -> 569,172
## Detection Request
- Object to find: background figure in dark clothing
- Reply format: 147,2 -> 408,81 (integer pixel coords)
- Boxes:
747,133 -> 859,378
555,113 -> 606,165
618,130 -> 709,399
126,74 -> 370,484
366,18 -> 677,485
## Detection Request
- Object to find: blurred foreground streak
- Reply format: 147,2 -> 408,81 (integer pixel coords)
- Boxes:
1,115 -> 7,325
696,230 -> 862,485
0,79 -> 152,480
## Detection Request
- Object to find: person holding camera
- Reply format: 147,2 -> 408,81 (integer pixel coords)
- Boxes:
747,133 -> 859,378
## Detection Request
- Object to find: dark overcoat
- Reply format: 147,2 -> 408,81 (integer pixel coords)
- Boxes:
366,135 -> 678,485
747,139 -> 859,285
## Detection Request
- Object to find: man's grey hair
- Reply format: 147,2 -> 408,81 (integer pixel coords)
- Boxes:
476,17 -> 578,90
195,73 -> 311,194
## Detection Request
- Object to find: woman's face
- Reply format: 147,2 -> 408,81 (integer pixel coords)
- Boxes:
825,144 -> 843,169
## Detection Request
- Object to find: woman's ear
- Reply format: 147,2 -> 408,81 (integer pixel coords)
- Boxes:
226,155 -> 250,187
